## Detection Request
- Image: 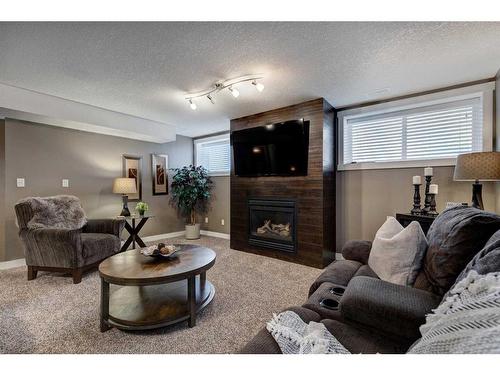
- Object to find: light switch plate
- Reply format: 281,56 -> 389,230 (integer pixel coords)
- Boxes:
205,217 -> 209,224
16,178 -> 25,188
62,179 -> 69,188
221,219 -> 225,226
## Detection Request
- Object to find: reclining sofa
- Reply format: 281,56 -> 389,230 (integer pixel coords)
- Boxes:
241,206 -> 500,353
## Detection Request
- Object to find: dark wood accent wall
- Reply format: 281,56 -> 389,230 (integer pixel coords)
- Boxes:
230,98 -> 336,268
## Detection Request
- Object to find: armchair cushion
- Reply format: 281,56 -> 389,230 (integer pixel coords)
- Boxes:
340,276 -> 441,341
341,240 -> 372,264
81,233 -> 121,265
83,218 -> 125,237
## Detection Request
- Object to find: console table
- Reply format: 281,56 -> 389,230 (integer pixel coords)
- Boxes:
396,213 -> 436,235
120,214 -> 154,251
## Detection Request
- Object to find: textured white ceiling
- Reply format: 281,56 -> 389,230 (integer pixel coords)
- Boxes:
0,22 -> 499,138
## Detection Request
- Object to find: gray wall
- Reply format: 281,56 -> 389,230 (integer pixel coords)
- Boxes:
1,119 -> 193,261
200,176 -> 230,234
335,166 -> 498,249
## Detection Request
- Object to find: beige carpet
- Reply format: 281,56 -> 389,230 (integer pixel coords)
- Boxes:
0,236 -> 322,353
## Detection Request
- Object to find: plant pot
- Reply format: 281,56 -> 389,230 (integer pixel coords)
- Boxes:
138,210 -> 146,216
185,223 -> 201,240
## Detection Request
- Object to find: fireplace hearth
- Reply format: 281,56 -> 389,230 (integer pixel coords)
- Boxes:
248,198 -> 297,253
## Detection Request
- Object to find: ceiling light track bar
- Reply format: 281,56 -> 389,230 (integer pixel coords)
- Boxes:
184,74 -> 264,109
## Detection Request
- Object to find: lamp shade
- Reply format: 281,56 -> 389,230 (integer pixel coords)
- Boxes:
454,152 -> 500,181
112,178 -> 137,194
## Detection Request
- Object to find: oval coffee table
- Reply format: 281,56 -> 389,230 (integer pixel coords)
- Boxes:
98,244 -> 216,332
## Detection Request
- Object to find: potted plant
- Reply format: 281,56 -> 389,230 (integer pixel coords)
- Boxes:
135,201 -> 149,216
170,165 -> 213,239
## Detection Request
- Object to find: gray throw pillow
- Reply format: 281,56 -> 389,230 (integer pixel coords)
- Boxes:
368,217 -> 428,286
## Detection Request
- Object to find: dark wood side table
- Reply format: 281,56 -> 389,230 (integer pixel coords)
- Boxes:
396,213 -> 436,235
120,214 -> 154,251
98,244 -> 216,332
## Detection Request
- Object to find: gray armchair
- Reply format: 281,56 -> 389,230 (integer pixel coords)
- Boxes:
15,199 -> 125,284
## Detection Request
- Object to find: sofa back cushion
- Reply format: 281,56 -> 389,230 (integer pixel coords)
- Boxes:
16,195 -> 87,230
413,206 -> 500,296
368,217 -> 428,286
453,229 -> 500,287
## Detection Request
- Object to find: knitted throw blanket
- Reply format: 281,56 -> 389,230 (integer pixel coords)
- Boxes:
409,271 -> 500,354
266,311 -> 350,354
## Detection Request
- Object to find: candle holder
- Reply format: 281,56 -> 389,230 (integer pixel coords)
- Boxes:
411,184 -> 422,215
422,175 -> 432,214
428,193 -> 438,216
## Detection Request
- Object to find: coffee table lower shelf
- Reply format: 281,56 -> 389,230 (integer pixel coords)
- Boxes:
100,278 -> 215,331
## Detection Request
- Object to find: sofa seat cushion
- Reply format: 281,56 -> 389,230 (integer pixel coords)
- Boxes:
81,233 -> 120,265
341,276 -> 441,341
320,319 -> 410,354
240,307 -> 321,354
413,206 -> 500,296
308,260 -> 364,297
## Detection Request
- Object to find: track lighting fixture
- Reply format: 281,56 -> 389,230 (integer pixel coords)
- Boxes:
184,74 -> 264,110
252,80 -> 265,92
229,86 -> 240,98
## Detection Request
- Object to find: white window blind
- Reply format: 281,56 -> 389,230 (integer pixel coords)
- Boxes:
343,96 -> 483,165
194,134 -> 230,175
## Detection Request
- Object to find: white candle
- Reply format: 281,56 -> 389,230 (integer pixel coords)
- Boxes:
424,167 -> 433,176
429,184 -> 438,195
412,176 -> 421,185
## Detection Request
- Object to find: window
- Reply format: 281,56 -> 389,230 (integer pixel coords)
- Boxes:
194,133 -> 230,176
338,84 -> 494,170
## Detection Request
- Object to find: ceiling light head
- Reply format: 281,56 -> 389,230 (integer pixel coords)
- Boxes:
229,86 -> 240,98
189,99 -> 197,110
252,80 -> 265,92
207,94 -> 215,104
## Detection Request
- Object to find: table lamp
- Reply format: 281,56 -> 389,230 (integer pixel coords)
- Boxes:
453,152 -> 500,210
113,178 -> 137,216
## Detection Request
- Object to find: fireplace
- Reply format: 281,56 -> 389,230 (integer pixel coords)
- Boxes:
248,198 -> 297,253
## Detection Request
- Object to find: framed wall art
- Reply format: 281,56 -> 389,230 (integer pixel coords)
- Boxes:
122,154 -> 142,201
151,154 -> 168,195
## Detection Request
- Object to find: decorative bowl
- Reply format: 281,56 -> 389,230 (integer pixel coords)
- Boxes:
140,244 -> 180,259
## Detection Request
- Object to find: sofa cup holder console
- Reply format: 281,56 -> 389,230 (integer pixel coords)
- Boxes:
319,298 -> 339,310
329,286 -> 345,296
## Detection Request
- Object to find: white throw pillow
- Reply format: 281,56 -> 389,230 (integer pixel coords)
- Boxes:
368,216 -> 428,286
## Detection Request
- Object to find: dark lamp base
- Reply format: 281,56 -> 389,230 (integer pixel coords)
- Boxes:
472,182 -> 484,210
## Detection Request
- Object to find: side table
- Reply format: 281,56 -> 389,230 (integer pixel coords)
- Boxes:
395,213 -> 436,235
120,215 -> 154,251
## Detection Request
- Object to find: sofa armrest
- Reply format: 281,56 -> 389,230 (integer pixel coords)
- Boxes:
20,228 -> 82,268
341,240 -> 372,264
83,218 -> 125,237
340,276 -> 441,341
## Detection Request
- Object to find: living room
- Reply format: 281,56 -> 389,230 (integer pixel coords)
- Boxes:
1,2 -> 500,374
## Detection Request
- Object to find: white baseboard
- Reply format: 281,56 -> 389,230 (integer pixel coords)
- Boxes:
142,230 -> 230,242
200,230 -> 230,240
0,258 -> 25,270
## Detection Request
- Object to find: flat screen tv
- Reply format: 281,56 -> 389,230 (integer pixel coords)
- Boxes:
232,119 -> 310,177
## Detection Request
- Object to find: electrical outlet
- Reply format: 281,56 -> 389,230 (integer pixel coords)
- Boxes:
205,217 -> 209,224
221,219 -> 225,226
16,178 -> 25,188
62,179 -> 69,188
